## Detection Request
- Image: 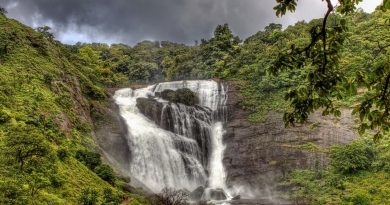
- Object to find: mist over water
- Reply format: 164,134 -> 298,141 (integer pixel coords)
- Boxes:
114,80 -> 229,194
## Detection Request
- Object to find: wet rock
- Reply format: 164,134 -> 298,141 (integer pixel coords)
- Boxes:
156,88 -> 199,106
202,188 -> 227,201
136,97 -> 213,167
136,97 -> 164,125
93,97 -> 131,178
223,81 -> 357,199
190,186 -> 205,201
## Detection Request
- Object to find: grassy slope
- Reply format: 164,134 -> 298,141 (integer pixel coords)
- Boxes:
0,15 -> 148,204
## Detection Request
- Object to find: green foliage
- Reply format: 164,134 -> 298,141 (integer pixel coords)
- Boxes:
0,14 -> 132,204
329,140 -> 376,174
94,165 -> 116,185
0,108 -> 11,123
75,150 -> 102,170
270,14 -> 348,126
36,26 -> 55,41
344,190 -> 370,205
57,148 -> 69,161
270,0 -> 390,139
287,137 -> 390,204
0,178 -> 27,205
4,125 -> 52,171
0,7 -> 7,16
200,24 -> 241,78
75,150 -> 118,184
103,188 -> 122,205
79,188 -> 99,205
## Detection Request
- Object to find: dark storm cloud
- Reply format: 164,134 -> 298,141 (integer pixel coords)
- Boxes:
0,0 -> 329,45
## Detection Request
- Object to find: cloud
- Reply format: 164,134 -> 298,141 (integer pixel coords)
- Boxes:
0,0 -> 381,45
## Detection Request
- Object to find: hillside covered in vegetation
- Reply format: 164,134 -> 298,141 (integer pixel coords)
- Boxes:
0,3 -> 389,204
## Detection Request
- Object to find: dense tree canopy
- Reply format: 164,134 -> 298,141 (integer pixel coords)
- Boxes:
271,0 -> 389,139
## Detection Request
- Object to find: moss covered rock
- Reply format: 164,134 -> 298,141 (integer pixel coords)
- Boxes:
157,88 -> 199,106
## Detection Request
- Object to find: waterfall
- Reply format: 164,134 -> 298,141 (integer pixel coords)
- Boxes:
113,80 -> 228,194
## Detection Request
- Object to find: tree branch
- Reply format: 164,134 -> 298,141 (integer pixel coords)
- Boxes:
322,0 -> 334,72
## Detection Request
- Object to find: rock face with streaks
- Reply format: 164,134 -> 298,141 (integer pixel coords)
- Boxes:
223,81 -> 357,198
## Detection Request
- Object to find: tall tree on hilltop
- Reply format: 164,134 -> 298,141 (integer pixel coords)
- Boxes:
0,6 -> 7,16
201,24 -> 241,78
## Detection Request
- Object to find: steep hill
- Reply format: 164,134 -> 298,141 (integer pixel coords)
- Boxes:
0,14 -> 148,204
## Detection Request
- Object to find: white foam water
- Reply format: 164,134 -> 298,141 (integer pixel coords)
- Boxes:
114,80 -> 229,194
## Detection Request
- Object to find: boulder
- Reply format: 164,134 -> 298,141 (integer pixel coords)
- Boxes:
190,186 -> 205,201
156,88 -> 199,106
202,188 -> 227,201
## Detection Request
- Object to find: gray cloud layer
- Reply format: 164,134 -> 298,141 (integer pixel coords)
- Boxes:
0,0 -> 343,45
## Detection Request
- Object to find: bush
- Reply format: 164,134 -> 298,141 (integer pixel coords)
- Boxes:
103,188 -> 121,205
50,174 -> 64,188
344,191 -> 370,205
0,108 -> 11,123
0,179 -> 26,205
75,150 -> 102,170
94,164 -> 116,184
329,140 -> 376,174
57,148 -> 69,161
79,188 -> 99,205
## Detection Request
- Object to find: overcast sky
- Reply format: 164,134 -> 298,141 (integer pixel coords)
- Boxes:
0,0 -> 382,45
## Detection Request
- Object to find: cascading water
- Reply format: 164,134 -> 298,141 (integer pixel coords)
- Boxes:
114,80 -> 229,197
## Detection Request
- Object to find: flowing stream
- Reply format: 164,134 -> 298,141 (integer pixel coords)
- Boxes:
114,80 -> 229,198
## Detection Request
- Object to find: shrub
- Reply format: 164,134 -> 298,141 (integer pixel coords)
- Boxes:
75,150 -> 102,170
94,164 -> 116,184
57,148 -> 69,161
344,191 -> 370,205
329,140 -> 376,174
50,174 -> 64,188
103,188 -> 121,205
79,188 -> 99,205
0,7 -> 7,16
0,179 -> 26,205
0,108 -> 11,123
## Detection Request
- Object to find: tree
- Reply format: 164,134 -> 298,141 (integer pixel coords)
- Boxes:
103,188 -> 121,205
265,23 -> 282,32
270,0 -> 389,139
79,188 -> 99,205
0,7 -> 7,16
26,171 -> 51,196
201,24 -> 241,78
329,140 -> 376,174
94,164 -> 116,184
36,26 -> 55,41
75,150 -> 102,170
4,126 -> 51,171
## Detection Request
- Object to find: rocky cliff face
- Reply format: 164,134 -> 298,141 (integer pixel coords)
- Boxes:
223,81 -> 357,198
93,97 -> 132,178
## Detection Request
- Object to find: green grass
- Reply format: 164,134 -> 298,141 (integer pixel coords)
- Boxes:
0,14 -> 149,204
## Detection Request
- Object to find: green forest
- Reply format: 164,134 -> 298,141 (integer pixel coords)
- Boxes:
0,1 -> 389,204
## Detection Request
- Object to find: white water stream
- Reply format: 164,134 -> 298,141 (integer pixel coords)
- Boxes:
114,80 -> 228,195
